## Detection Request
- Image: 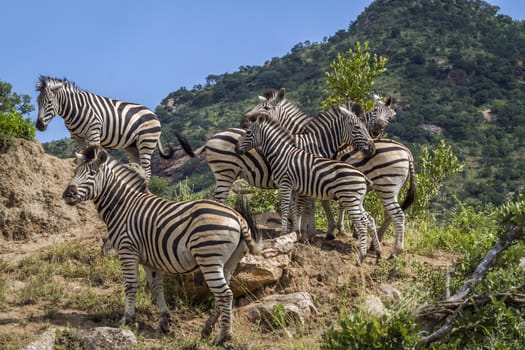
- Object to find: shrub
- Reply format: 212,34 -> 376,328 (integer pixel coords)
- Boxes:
0,110 -> 36,151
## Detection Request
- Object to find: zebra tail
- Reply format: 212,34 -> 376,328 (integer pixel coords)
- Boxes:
174,131 -> 195,158
400,159 -> 418,211
158,139 -> 174,159
234,196 -> 263,255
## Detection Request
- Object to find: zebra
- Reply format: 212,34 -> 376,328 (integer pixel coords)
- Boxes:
198,100 -> 375,203
245,89 -> 415,258
243,88 -> 396,137
235,111 -> 381,264
63,146 -> 261,345
335,139 -> 416,257
36,75 -> 194,178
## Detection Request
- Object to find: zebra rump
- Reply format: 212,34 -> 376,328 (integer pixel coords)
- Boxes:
63,146 -> 261,345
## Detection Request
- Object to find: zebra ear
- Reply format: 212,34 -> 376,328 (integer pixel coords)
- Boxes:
258,95 -> 267,102
339,106 -> 352,116
350,103 -> 364,119
74,151 -> 86,164
384,96 -> 393,106
373,94 -> 381,102
96,150 -> 109,165
277,88 -> 285,101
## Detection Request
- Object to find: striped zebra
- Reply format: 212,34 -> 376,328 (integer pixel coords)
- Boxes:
335,139 -> 416,257
243,88 -> 396,137
235,112 -> 381,263
245,89 -> 415,258
199,101 -> 375,206
63,146 -> 261,345
36,75 -> 194,178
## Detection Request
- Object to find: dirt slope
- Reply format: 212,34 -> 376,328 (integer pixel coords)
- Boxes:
0,138 -> 103,260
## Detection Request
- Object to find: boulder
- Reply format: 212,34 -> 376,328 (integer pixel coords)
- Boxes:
246,291 -> 318,330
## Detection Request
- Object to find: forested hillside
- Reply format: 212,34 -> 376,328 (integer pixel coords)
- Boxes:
44,0 -> 525,205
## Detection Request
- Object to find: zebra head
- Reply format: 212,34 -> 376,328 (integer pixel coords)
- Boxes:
63,146 -> 109,205
337,104 -> 376,157
369,94 -> 397,138
241,88 -> 286,128
35,76 -> 64,131
235,112 -> 268,155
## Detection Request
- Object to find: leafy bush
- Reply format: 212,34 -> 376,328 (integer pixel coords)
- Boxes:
0,110 -> 36,151
320,311 -> 420,350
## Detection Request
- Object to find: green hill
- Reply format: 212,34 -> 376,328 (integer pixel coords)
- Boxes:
44,0 -> 525,205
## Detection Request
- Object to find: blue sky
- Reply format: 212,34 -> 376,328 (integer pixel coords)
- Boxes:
2,1 -> 524,143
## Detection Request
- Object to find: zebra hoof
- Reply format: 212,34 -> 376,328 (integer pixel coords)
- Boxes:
159,312 -> 171,333
201,324 -> 213,339
324,233 -> 336,240
388,254 -> 398,260
213,332 -> 232,346
120,313 -> 134,326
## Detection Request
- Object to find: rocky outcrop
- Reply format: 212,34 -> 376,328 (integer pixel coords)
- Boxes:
0,139 -> 101,242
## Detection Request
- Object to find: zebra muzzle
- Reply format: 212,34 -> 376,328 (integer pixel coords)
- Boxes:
63,185 -> 79,205
35,119 -> 47,131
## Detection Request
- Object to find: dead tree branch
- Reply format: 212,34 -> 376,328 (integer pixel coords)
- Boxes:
418,224 -> 524,346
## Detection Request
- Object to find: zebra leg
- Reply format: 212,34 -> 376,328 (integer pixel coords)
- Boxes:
144,266 -> 171,333
199,265 -> 233,345
118,252 -> 140,326
279,184 -> 294,236
125,146 -> 152,179
346,210 -> 369,265
378,200 -> 405,258
364,212 -> 382,262
212,169 -> 241,202
322,200 -> 337,240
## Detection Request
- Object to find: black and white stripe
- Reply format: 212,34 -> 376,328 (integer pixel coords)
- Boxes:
246,90 -> 414,258
235,113 -> 380,263
199,101 -> 375,203
36,76 -> 194,178
336,139 -> 416,257
63,146 -> 261,345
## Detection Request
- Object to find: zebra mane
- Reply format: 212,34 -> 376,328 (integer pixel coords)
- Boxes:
77,145 -> 149,191
256,113 -> 296,144
36,75 -> 78,92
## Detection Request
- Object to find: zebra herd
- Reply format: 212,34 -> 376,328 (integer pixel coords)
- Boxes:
35,75 -> 416,344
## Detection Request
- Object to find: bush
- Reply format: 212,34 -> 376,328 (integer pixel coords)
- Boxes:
0,110 -> 36,151
320,311 -> 420,350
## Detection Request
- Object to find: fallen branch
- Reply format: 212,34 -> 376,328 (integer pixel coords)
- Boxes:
418,224 -> 524,346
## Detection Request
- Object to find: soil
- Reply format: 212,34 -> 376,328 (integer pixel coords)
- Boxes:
0,139 -> 453,349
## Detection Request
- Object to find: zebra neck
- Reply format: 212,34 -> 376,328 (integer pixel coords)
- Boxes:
56,89 -> 89,124
260,128 -> 296,166
93,173 -> 139,224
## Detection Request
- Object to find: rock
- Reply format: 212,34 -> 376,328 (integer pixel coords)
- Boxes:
0,139 -> 103,260
232,232 -> 297,293
246,291 -> 318,330
363,295 -> 388,317
77,327 -> 137,350
22,328 -> 56,350
163,232 -> 298,302
380,283 -> 402,300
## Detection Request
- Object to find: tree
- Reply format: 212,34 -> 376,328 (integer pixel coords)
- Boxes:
0,80 -> 34,115
322,41 -> 387,111
0,80 -> 36,151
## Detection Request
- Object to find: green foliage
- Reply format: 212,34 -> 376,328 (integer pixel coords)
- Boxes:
0,110 -> 36,151
149,177 -> 204,201
0,81 -> 34,115
320,311 -> 420,350
322,40 -> 387,110
413,140 -> 463,215
494,189 -> 525,229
